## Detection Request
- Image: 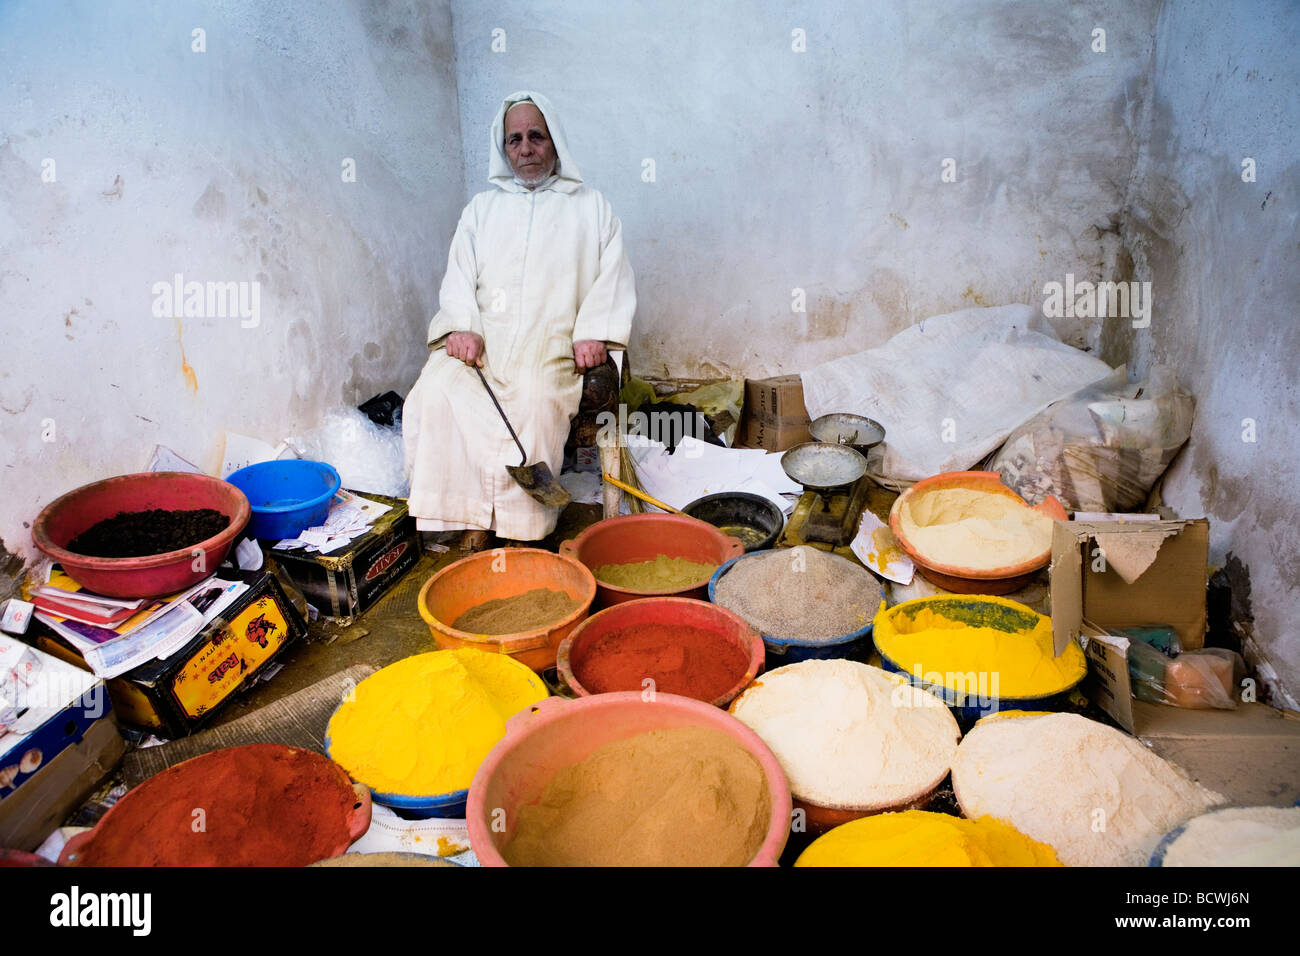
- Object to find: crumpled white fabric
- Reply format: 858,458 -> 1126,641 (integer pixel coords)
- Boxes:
800,305 -> 1115,484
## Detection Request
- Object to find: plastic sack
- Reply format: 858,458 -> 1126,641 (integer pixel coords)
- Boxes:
668,380 -> 743,447
801,305 -> 1115,483
991,365 -> 1194,512
285,407 -> 409,498
1130,643 -> 1242,710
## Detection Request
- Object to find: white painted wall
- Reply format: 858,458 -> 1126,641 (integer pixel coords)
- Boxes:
0,0 -> 463,569
450,0 -> 1158,379
1119,0 -> 1300,706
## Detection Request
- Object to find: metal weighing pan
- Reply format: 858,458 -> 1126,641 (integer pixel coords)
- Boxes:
780,442 -> 869,492
809,413 -> 886,453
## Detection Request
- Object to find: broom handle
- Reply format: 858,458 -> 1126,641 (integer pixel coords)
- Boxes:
601,472 -> 689,517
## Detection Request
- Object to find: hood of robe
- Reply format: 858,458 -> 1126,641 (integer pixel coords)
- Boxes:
488,90 -> 584,195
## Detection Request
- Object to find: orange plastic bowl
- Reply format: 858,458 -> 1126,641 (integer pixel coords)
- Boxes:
889,471 -> 1066,595
418,548 -> 597,673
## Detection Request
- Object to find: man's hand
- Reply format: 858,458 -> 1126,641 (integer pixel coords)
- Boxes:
573,339 -> 607,372
446,331 -> 484,367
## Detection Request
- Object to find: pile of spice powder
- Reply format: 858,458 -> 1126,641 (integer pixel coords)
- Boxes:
1161,806 -> 1300,867
897,486 -> 1054,572
714,546 -> 882,640
503,726 -> 771,866
728,659 -> 959,808
67,507 -> 230,558
593,554 -> 717,591
452,588 -> 579,635
795,810 -> 1061,867
874,602 -> 1087,699
572,622 -> 750,701
327,649 -> 547,796
951,712 -> 1222,866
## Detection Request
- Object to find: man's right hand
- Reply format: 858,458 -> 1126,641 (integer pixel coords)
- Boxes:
446,331 -> 484,367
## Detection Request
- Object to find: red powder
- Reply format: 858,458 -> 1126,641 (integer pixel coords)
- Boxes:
72,745 -> 360,867
574,623 -> 750,702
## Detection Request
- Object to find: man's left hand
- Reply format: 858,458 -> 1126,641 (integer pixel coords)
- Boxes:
573,340 -> 607,372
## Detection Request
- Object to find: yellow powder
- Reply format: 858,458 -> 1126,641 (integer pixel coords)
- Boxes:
795,811 -> 1062,866
327,649 -> 547,796
875,602 -> 1086,698
898,487 -> 1053,571
594,554 -> 717,590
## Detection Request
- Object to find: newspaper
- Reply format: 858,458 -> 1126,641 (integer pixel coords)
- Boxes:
271,491 -> 393,555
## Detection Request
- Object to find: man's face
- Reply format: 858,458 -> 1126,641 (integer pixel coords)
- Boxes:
504,104 -> 556,186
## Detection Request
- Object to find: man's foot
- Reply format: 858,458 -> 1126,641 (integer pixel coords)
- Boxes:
459,530 -> 491,553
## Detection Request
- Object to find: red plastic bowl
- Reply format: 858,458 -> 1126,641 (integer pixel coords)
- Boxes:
559,513 -> 744,608
32,472 -> 251,598
556,597 -> 764,707
467,693 -> 791,867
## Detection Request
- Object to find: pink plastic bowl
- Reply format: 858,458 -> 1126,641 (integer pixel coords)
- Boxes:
466,693 -> 792,866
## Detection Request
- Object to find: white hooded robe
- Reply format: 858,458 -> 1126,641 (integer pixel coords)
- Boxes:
403,91 -> 636,540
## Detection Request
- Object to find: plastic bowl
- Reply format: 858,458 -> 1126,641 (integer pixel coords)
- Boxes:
889,471 -> 1067,594
707,551 -> 876,666
324,653 -> 549,819
32,472 -> 251,598
466,693 -> 792,866
560,513 -> 744,607
873,595 -> 1084,727
682,492 -> 785,552
556,597 -> 764,707
418,548 -> 597,672
225,459 -> 341,540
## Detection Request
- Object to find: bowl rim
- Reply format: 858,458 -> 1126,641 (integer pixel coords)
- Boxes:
32,471 -> 252,571
707,550 -> 878,648
555,596 -> 765,707
417,547 -> 597,642
888,471 -> 1066,580
225,459 -> 342,515
561,513 -> 743,596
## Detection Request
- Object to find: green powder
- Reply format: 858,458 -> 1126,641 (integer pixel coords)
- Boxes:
594,554 -> 718,591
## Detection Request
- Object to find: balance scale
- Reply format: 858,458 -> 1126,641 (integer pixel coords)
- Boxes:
778,414 -> 887,550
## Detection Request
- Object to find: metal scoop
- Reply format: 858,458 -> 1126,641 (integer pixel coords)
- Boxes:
475,367 -> 571,508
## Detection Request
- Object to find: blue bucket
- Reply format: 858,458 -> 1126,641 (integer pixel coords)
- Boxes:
707,551 -> 875,667
225,459 -> 341,540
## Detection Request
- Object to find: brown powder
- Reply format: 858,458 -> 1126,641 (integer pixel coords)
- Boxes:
502,727 -> 771,867
452,588 -> 580,635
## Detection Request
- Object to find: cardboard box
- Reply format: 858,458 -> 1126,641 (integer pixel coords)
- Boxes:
270,493 -> 418,625
1050,518 -> 1209,733
0,715 -> 124,851
27,569 -> 305,738
744,375 -> 808,421
0,636 -> 124,848
738,375 -> 812,451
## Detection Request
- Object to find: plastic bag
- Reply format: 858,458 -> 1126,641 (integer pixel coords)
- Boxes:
991,365 -> 1194,512
285,407 -> 409,498
1130,643 -> 1242,710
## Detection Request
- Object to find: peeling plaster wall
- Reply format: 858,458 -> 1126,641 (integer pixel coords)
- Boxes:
1120,0 -> 1300,705
451,0 -> 1157,379
0,0 -> 463,564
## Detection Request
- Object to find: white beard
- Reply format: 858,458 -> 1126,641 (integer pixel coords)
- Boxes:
515,160 -> 556,187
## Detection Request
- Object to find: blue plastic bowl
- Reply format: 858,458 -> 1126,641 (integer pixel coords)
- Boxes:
707,551 -> 875,667
225,459 -> 341,540
324,719 -> 469,820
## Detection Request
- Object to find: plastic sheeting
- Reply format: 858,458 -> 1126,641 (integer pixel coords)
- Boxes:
801,305 -> 1115,484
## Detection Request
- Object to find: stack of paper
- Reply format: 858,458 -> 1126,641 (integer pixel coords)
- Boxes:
624,436 -> 803,514
271,490 -> 392,555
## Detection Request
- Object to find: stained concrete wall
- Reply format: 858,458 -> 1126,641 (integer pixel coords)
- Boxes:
1117,0 -> 1300,706
451,0 -> 1158,379
0,0 -> 463,571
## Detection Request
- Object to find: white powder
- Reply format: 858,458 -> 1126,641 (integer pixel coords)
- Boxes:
1162,806 -> 1300,867
898,487 -> 1053,572
728,659 -> 960,808
951,712 -> 1222,867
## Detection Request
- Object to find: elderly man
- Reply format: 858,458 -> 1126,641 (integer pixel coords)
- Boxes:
404,91 -> 636,551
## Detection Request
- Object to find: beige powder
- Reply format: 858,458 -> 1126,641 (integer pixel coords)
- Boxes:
898,487 -> 1053,572
952,712 -> 1222,867
729,659 -> 960,808
1162,806 -> 1300,867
